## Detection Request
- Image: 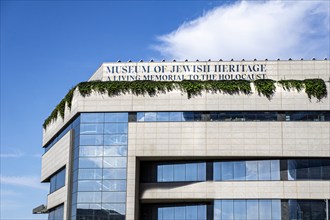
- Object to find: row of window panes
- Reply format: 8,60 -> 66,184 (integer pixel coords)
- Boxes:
213,160 -> 280,181
77,180 -> 126,192
214,200 -> 281,220
80,123 -> 128,135
157,163 -> 206,182
144,200 -> 328,220
158,205 -> 207,220
78,168 -> 127,180
79,134 -> 128,146
49,167 -> 66,193
76,203 -> 126,215
77,191 -> 126,203
142,159 -> 330,183
80,113 -> 128,123
48,204 -> 64,220
135,111 -> 330,122
78,157 -> 127,169
288,159 -> 330,180
79,145 -> 127,157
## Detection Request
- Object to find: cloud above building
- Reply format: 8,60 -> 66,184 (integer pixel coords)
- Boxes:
154,0 -> 330,61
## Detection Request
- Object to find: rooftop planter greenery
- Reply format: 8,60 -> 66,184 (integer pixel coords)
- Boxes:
43,78 -> 328,129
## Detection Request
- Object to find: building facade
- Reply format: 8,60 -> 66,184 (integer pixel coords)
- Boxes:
37,60 -> 330,220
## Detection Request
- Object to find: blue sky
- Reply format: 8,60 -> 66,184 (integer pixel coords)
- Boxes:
1,1 -> 329,219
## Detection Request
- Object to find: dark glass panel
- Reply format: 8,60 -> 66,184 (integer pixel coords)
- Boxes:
309,160 -> 322,180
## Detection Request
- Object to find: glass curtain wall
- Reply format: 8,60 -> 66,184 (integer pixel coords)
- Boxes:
70,113 -> 128,220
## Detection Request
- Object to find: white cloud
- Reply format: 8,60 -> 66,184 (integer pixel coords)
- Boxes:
0,150 -> 25,158
0,175 -> 48,191
154,0 -> 330,60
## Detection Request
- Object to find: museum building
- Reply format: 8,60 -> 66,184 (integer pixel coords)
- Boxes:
35,60 -> 330,220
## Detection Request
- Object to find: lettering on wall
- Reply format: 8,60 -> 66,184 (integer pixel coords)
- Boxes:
103,63 -> 267,81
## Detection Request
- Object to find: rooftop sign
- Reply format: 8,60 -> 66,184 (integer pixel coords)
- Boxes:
95,62 -> 268,81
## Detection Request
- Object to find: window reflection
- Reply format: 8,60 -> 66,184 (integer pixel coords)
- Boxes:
157,162 -> 206,182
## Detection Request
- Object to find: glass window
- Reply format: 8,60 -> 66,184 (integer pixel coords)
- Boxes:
322,160 -> 330,180
222,200 -> 233,220
186,163 -> 198,181
309,160 -> 322,180
186,206 -> 197,220
104,113 -> 128,122
137,112 -> 145,122
259,200 -> 272,219
246,161 -> 258,180
103,168 -> 127,180
234,200 -> 246,219
163,207 -> 174,219
214,200 -> 221,220
163,165 -> 174,182
104,145 -> 127,156
157,112 -> 170,121
102,180 -> 126,191
169,112 -> 183,121
77,192 -> 101,203
79,145 -> 103,157
79,158 -> 103,169
271,200 -> 281,220
103,157 -> 127,168
182,112 -> 194,121
234,161 -> 246,180
102,192 -> 126,203
213,162 -> 221,181
80,124 -> 103,134
80,113 -> 104,123
247,200 -> 258,220
157,165 -> 163,182
144,112 -> 157,121
197,163 -> 206,181
80,135 -> 103,145
270,160 -> 280,180
104,123 -> 128,134
104,134 -> 128,145
78,169 -> 102,180
78,180 -> 102,191
258,160 -> 271,180
197,205 -> 206,220
102,203 -> 126,215
221,162 -> 234,180
173,164 -> 185,182
175,206 -> 185,219
56,168 -> 65,189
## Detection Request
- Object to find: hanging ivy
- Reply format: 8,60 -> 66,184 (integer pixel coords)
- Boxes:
43,79 -> 328,129
253,79 -> 276,99
303,79 -> 327,100
278,80 -> 304,92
